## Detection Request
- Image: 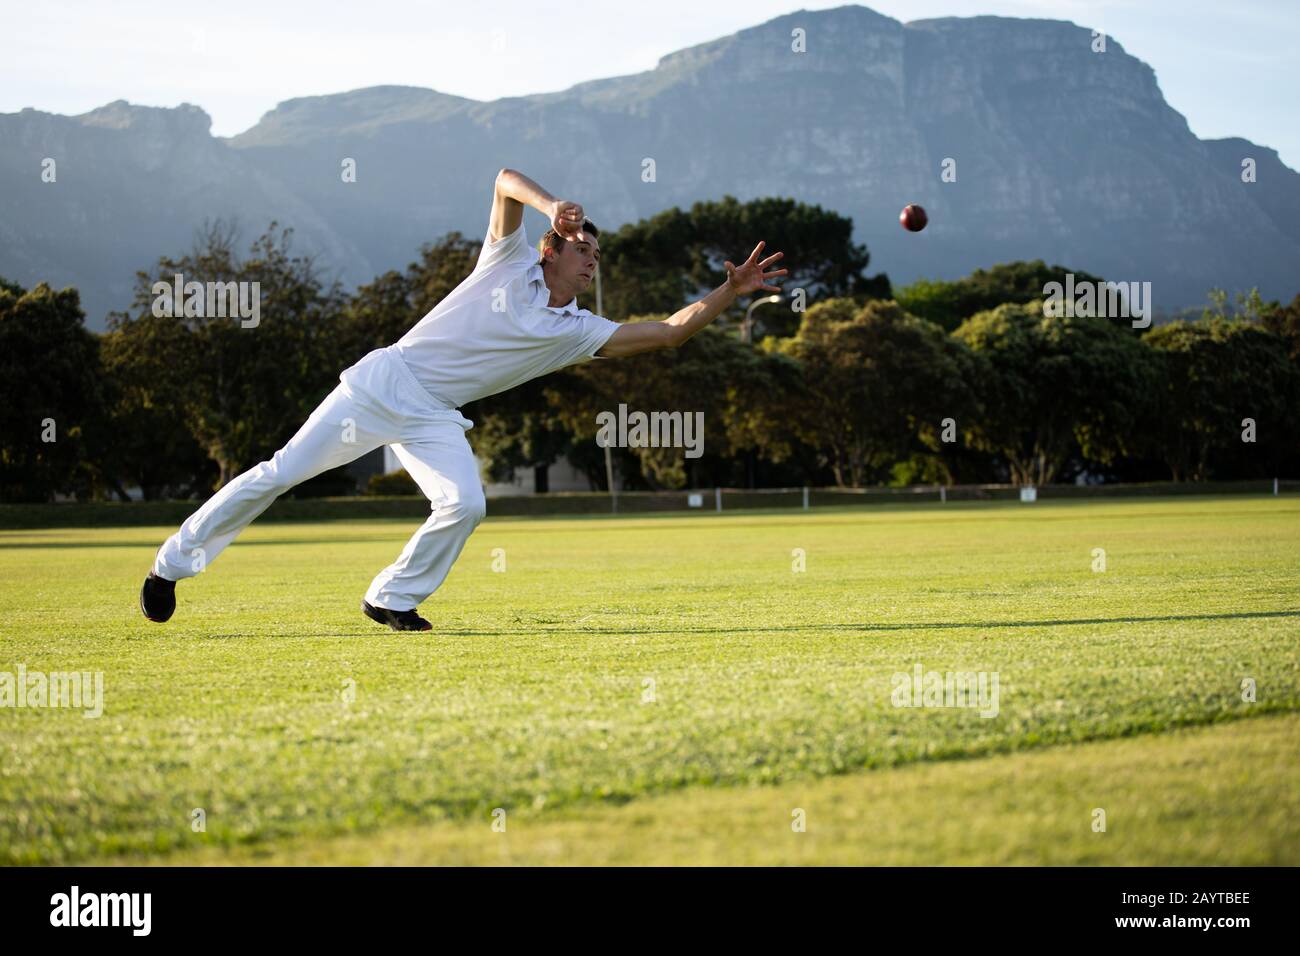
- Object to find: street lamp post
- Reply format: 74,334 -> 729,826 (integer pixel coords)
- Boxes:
596,267 -> 617,512
739,294 -> 783,489
742,294 -> 783,344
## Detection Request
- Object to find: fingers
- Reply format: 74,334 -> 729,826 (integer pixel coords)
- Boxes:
555,201 -> 586,240
724,252 -> 788,295
556,216 -> 585,243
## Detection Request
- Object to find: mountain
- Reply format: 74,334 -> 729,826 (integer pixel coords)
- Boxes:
2,5 -> 1297,330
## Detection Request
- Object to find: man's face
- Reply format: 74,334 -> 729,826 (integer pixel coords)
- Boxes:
545,234 -> 600,292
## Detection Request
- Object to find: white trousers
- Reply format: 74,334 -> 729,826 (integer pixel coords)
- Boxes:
153,346 -> 486,611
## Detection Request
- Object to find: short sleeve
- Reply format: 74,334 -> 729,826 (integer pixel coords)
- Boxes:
566,312 -> 622,364
473,220 -> 536,277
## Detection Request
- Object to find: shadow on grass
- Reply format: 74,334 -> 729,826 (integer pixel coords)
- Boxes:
189,608 -> 1300,639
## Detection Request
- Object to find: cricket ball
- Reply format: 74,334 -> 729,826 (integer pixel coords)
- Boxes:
899,204 -> 928,232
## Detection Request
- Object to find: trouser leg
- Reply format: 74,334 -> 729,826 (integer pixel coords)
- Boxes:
363,423 -> 486,611
153,385 -> 387,581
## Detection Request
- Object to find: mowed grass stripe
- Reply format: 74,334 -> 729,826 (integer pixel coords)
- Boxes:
139,711 -> 1300,866
0,496 -> 1296,863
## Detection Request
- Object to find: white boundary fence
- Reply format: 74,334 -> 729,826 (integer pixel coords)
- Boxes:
8,479 -> 1294,528
481,478 -> 1299,516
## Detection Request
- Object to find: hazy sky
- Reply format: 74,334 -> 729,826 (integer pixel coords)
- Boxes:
5,0 -> 1297,167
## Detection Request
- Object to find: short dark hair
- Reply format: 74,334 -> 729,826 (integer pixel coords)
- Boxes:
538,219 -> 599,264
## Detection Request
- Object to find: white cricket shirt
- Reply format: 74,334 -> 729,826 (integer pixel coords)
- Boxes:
391,219 -> 620,408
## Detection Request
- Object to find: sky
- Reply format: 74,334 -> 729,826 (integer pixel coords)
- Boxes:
4,0 -> 1297,168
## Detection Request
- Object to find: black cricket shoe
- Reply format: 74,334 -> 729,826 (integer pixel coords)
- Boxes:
361,600 -> 433,632
140,571 -> 176,623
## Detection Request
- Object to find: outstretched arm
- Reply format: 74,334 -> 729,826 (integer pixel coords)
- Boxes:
489,168 -> 587,244
596,241 -> 787,358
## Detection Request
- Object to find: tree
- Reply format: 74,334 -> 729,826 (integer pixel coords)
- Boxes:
594,196 -> 889,326
105,221 -> 348,489
773,300 -> 976,488
1261,293 -> 1300,363
531,319 -> 800,491
896,260 -> 1105,332
98,310 -> 214,499
0,281 -> 109,501
1144,319 -> 1299,480
1201,286 -> 1276,324
954,302 -> 1157,486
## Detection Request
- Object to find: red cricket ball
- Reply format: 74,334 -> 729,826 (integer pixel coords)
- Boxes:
900,204 -> 928,232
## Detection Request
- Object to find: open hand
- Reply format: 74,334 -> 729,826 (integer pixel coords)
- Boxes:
725,241 -> 787,296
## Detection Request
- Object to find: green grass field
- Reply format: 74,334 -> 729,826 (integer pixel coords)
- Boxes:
2,496 -> 1297,865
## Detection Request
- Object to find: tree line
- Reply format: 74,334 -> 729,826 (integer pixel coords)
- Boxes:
2,197 -> 1298,502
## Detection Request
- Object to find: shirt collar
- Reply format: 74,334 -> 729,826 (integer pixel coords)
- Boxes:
526,262 -> 580,315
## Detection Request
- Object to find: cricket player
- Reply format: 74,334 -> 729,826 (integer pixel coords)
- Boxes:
140,168 -> 787,631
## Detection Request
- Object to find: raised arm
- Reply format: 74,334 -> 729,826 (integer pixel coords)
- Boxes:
489,168 -> 587,244
596,241 -> 787,358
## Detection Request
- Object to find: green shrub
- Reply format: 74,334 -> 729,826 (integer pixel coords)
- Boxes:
365,470 -> 421,496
